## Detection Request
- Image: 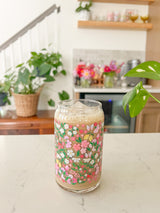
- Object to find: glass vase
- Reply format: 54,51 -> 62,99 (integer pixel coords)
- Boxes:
81,78 -> 91,88
104,74 -> 115,88
54,100 -> 104,193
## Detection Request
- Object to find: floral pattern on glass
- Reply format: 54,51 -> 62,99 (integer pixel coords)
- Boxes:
54,119 -> 104,185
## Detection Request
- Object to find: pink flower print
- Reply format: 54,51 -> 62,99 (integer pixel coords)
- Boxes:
80,148 -> 86,154
64,135 -> 69,140
66,140 -> 72,148
69,125 -> 72,128
55,163 -> 59,170
73,143 -> 81,151
65,165 -> 69,171
61,167 -> 65,172
81,124 -> 85,128
92,139 -> 96,143
84,130 -> 87,134
79,129 -> 84,134
97,134 -> 100,139
76,134 -> 80,138
81,140 -> 89,148
72,178 -> 77,184
67,179 -> 71,184
71,137 -> 76,141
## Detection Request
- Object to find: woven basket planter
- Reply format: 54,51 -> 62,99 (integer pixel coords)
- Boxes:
13,90 -> 41,117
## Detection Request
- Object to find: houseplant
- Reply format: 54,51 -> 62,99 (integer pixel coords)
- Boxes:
123,61 -> 160,117
3,48 -> 69,117
75,0 -> 92,21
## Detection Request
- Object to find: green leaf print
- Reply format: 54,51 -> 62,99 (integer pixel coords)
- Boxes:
77,150 -> 80,156
87,147 -> 91,151
76,137 -> 82,143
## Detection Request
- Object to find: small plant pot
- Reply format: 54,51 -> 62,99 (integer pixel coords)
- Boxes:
13,90 -> 41,117
0,92 -> 7,106
78,10 -> 91,21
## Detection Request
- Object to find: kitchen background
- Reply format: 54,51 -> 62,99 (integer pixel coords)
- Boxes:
0,0 -> 149,109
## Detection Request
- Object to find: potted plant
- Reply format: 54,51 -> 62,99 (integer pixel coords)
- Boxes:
123,61 -> 160,117
3,48 -> 69,117
75,0 -> 92,21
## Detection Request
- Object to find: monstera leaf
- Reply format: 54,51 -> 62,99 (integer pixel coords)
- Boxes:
123,61 -> 160,117
125,61 -> 160,80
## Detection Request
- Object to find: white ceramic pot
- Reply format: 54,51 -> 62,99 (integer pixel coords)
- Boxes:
78,10 -> 90,21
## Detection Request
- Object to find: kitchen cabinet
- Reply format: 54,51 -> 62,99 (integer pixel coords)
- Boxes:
135,93 -> 160,132
146,0 -> 160,88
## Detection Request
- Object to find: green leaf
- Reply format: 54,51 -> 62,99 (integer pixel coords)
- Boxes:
16,63 -> 24,68
53,70 -> 58,76
39,63 -> 51,76
123,82 -> 150,117
32,67 -> 38,76
60,70 -> 67,76
44,76 -> 55,82
123,86 -> 137,113
18,68 -> 30,85
31,52 -> 37,56
125,61 -> 160,80
58,90 -> 70,101
48,99 -> 55,107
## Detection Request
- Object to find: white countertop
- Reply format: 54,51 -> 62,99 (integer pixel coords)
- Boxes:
1,134 -> 160,213
74,86 -> 160,93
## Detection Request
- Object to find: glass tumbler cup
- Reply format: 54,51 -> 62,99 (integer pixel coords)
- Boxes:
54,99 -> 104,193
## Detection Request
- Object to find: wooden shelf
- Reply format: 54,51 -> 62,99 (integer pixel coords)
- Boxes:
78,0 -> 154,5
78,20 -> 153,30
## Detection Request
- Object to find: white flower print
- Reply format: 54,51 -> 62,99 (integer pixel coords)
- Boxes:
60,152 -> 65,158
73,131 -> 77,135
64,159 -> 69,164
85,153 -> 88,158
68,131 -> 72,136
83,158 -> 91,163
57,153 -> 61,159
68,174 -> 73,179
90,160 -> 94,165
67,149 -> 75,158
95,153 -> 99,159
92,147 -> 96,152
72,158 -> 80,163
64,124 -> 69,129
73,126 -> 78,130
56,123 -> 60,129
89,144 -> 92,148
60,128 -> 64,134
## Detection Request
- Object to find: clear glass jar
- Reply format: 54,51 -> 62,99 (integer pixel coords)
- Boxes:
54,99 -> 104,193
104,74 -> 114,88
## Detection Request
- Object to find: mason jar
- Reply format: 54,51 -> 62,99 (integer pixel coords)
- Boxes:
54,99 -> 104,193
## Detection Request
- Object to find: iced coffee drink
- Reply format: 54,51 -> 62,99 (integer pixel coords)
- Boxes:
54,100 -> 104,193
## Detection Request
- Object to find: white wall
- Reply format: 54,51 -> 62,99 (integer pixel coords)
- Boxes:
0,0 -> 148,109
